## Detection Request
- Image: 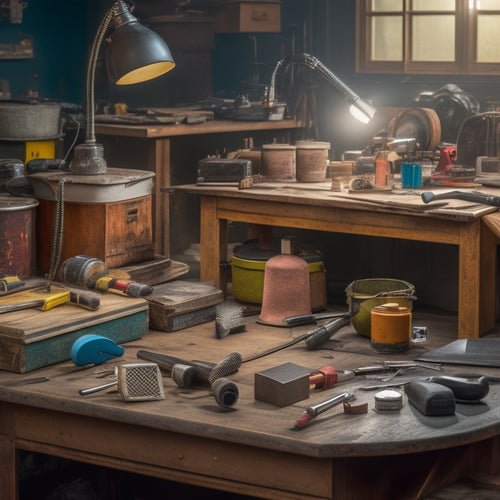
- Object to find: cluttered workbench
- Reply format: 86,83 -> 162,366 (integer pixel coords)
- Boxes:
175,181 -> 500,340
1,307 -> 500,500
95,117 -> 302,256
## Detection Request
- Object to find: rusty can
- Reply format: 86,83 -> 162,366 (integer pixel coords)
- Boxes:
0,195 -> 39,279
370,302 -> 412,353
295,141 -> 330,182
261,143 -> 296,181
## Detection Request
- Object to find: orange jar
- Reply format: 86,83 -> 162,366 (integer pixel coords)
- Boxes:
370,302 -> 412,353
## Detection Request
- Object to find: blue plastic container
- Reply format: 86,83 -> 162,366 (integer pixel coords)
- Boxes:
401,163 -> 422,188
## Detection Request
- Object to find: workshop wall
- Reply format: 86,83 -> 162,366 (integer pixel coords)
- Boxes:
0,2 -> 92,103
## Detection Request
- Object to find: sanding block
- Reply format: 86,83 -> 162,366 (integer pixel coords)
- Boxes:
71,334 -> 125,366
405,381 -> 456,416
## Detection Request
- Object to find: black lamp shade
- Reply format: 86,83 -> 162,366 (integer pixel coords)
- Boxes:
106,20 -> 175,85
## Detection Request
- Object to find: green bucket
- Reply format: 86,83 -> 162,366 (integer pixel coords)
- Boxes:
346,278 -> 416,338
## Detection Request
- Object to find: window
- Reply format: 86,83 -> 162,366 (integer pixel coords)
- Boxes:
356,0 -> 500,74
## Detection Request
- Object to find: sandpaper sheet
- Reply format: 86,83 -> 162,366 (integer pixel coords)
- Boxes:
416,338 -> 500,368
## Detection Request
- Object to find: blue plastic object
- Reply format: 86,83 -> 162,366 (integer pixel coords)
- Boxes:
71,334 -> 125,366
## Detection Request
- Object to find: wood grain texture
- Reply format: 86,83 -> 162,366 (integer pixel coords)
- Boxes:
0,311 -> 500,499
177,183 -> 499,338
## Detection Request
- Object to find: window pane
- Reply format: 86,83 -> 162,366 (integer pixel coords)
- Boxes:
412,0 -> 455,10
477,0 -> 500,11
412,15 -> 455,61
371,0 -> 402,12
477,15 -> 500,62
371,16 -> 403,60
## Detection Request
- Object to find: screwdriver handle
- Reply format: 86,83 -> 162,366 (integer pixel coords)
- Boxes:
305,317 -> 350,350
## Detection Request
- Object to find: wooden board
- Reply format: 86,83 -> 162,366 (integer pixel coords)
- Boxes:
109,257 -> 189,285
147,280 -> 224,331
0,293 -> 149,373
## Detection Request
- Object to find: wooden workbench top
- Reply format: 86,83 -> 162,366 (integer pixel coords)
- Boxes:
95,119 -> 301,139
176,182 -> 499,222
1,309 -> 500,460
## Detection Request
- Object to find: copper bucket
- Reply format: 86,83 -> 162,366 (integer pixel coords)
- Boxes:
258,254 -> 311,326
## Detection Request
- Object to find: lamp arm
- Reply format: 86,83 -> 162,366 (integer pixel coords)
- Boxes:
268,53 -> 369,113
270,53 -> 361,104
85,4 -> 116,144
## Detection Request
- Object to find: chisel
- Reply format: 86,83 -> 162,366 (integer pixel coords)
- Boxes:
0,291 -> 70,314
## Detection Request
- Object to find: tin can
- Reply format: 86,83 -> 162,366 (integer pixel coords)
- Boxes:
0,195 -> 39,279
295,141 -> 330,182
261,143 -> 296,181
370,302 -> 412,353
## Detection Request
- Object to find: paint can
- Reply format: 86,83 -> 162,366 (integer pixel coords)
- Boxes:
295,141 -> 330,182
0,195 -> 38,279
261,143 -> 296,181
370,302 -> 412,353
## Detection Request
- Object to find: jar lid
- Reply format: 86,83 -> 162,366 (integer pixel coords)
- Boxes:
372,302 -> 409,314
262,143 -> 296,150
0,194 -> 38,211
295,141 -> 331,150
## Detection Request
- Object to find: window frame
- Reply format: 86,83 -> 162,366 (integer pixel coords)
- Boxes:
356,0 -> 500,75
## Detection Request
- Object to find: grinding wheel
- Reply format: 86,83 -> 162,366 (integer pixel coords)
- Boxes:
393,107 -> 441,151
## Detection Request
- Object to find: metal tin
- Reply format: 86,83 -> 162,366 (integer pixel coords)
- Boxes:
371,302 -> 412,353
0,195 -> 39,279
295,141 -> 330,182
261,143 -> 296,181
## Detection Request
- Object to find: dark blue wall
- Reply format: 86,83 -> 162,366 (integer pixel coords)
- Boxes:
0,2 -> 92,103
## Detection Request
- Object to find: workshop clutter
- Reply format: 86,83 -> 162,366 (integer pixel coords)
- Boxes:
346,278 -> 416,338
198,138 -> 331,184
231,238 -> 327,311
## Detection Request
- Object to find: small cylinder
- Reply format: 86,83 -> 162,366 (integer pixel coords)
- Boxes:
0,196 -> 39,279
211,377 -> 239,409
261,143 -> 296,181
295,141 -> 330,182
370,302 -> 412,354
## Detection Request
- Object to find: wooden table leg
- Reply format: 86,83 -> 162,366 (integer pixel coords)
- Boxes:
151,138 -> 171,257
480,220 -> 497,335
0,434 -> 16,500
458,220 -> 482,338
200,196 -> 228,293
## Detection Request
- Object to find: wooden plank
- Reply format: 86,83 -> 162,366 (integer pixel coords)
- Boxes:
0,294 -> 149,372
95,119 -> 301,139
147,280 -> 224,331
483,211 -> 500,239
0,434 -> 16,500
7,404 -> 333,499
458,221 -> 481,338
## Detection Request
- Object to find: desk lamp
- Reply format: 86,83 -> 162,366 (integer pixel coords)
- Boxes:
70,0 -> 175,174
267,53 -> 375,124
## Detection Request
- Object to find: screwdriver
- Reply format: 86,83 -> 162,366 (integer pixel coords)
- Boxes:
294,391 -> 354,429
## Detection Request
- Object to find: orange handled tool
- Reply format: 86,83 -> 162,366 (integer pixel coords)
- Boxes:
309,366 -> 355,390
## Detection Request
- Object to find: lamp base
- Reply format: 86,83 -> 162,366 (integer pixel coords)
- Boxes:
70,142 -> 107,174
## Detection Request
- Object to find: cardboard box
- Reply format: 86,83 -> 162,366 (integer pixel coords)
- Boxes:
215,1 -> 281,33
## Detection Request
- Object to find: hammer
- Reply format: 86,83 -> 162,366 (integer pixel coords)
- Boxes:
421,190 -> 500,207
